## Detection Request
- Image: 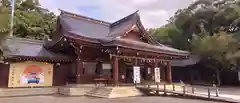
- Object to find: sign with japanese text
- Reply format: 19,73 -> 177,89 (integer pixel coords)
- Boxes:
133,66 -> 141,83
154,67 -> 161,83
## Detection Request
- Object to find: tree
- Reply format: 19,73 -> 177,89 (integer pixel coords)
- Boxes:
191,30 -> 239,85
150,0 -> 240,86
0,0 -> 56,59
0,0 -> 56,40
149,24 -> 189,50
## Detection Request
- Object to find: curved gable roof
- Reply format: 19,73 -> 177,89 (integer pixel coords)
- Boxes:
51,10 -> 190,56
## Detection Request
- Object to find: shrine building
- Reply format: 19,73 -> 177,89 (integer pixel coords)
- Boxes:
0,10 -> 189,88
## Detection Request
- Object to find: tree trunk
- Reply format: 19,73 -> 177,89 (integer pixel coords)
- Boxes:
215,69 -> 221,86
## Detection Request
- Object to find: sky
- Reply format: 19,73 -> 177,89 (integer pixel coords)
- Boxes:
39,0 -> 195,28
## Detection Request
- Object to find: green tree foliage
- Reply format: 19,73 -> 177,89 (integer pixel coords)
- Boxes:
150,0 -> 240,85
0,0 -> 56,59
191,31 -> 239,85
0,0 -> 56,40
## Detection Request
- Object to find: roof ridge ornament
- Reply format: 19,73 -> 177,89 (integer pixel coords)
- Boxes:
110,10 -> 140,27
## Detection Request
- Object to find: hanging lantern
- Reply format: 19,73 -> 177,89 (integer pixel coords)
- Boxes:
56,63 -> 60,66
109,54 -> 112,60
63,38 -> 67,42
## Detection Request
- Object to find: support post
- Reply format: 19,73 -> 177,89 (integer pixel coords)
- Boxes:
173,84 -> 175,91
192,87 -> 195,94
112,56 -> 119,86
183,86 -> 186,95
166,61 -> 172,83
72,44 -> 83,84
216,87 -> 219,97
156,83 -> 159,95
208,88 -> 211,99
163,84 -> 166,95
76,58 -> 83,84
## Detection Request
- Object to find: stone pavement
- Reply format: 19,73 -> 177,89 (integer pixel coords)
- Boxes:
0,96 -> 222,103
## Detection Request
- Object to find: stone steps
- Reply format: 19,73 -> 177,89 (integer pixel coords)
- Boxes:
85,87 -> 113,98
85,87 -> 144,98
109,87 -> 143,98
0,88 -> 58,97
59,86 -> 94,96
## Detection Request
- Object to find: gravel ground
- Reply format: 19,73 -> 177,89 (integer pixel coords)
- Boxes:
0,96 -> 223,103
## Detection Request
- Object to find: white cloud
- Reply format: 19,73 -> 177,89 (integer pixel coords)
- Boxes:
39,0 -> 194,28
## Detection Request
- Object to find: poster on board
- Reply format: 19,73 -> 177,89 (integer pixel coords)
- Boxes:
8,61 -> 53,87
133,66 -> 141,84
154,67 -> 161,83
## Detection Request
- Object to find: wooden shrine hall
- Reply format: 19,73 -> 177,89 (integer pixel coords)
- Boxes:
45,10 -> 189,85
0,10 -> 189,88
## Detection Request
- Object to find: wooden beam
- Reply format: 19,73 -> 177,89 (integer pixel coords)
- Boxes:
111,54 -> 169,62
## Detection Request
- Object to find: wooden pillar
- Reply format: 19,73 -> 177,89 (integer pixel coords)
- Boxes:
76,58 -> 83,84
150,62 -> 155,81
154,60 -> 158,68
166,61 -> 172,83
72,44 -> 83,84
134,58 -> 138,66
112,56 -> 119,86
144,62 -> 149,80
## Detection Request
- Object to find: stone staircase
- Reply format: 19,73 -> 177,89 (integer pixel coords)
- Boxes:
85,87 -> 113,98
85,86 -> 143,98
109,87 -> 143,98
0,87 -> 58,97
59,86 -> 94,96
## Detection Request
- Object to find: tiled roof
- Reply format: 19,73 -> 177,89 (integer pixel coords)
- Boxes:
101,38 -> 189,56
3,37 -> 72,59
55,10 -> 190,56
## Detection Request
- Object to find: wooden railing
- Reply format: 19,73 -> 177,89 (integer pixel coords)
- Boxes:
136,83 -> 220,99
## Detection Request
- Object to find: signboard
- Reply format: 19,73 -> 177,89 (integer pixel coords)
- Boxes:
147,67 -> 151,74
8,61 -> 53,87
133,66 -> 141,83
154,67 -> 161,83
102,63 -> 111,69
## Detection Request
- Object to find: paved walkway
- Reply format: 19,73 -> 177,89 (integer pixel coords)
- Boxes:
0,96 -> 222,103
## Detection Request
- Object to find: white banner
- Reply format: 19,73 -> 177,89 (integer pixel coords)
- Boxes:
133,66 -> 141,83
154,67 -> 161,83
238,71 -> 240,81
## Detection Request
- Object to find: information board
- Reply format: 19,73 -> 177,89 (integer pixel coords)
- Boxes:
8,61 -> 53,87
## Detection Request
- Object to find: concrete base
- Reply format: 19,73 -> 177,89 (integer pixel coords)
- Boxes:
0,84 -> 144,98
0,87 -> 58,97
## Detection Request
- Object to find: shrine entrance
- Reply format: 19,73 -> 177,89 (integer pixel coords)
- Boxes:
125,66 -> 133,83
